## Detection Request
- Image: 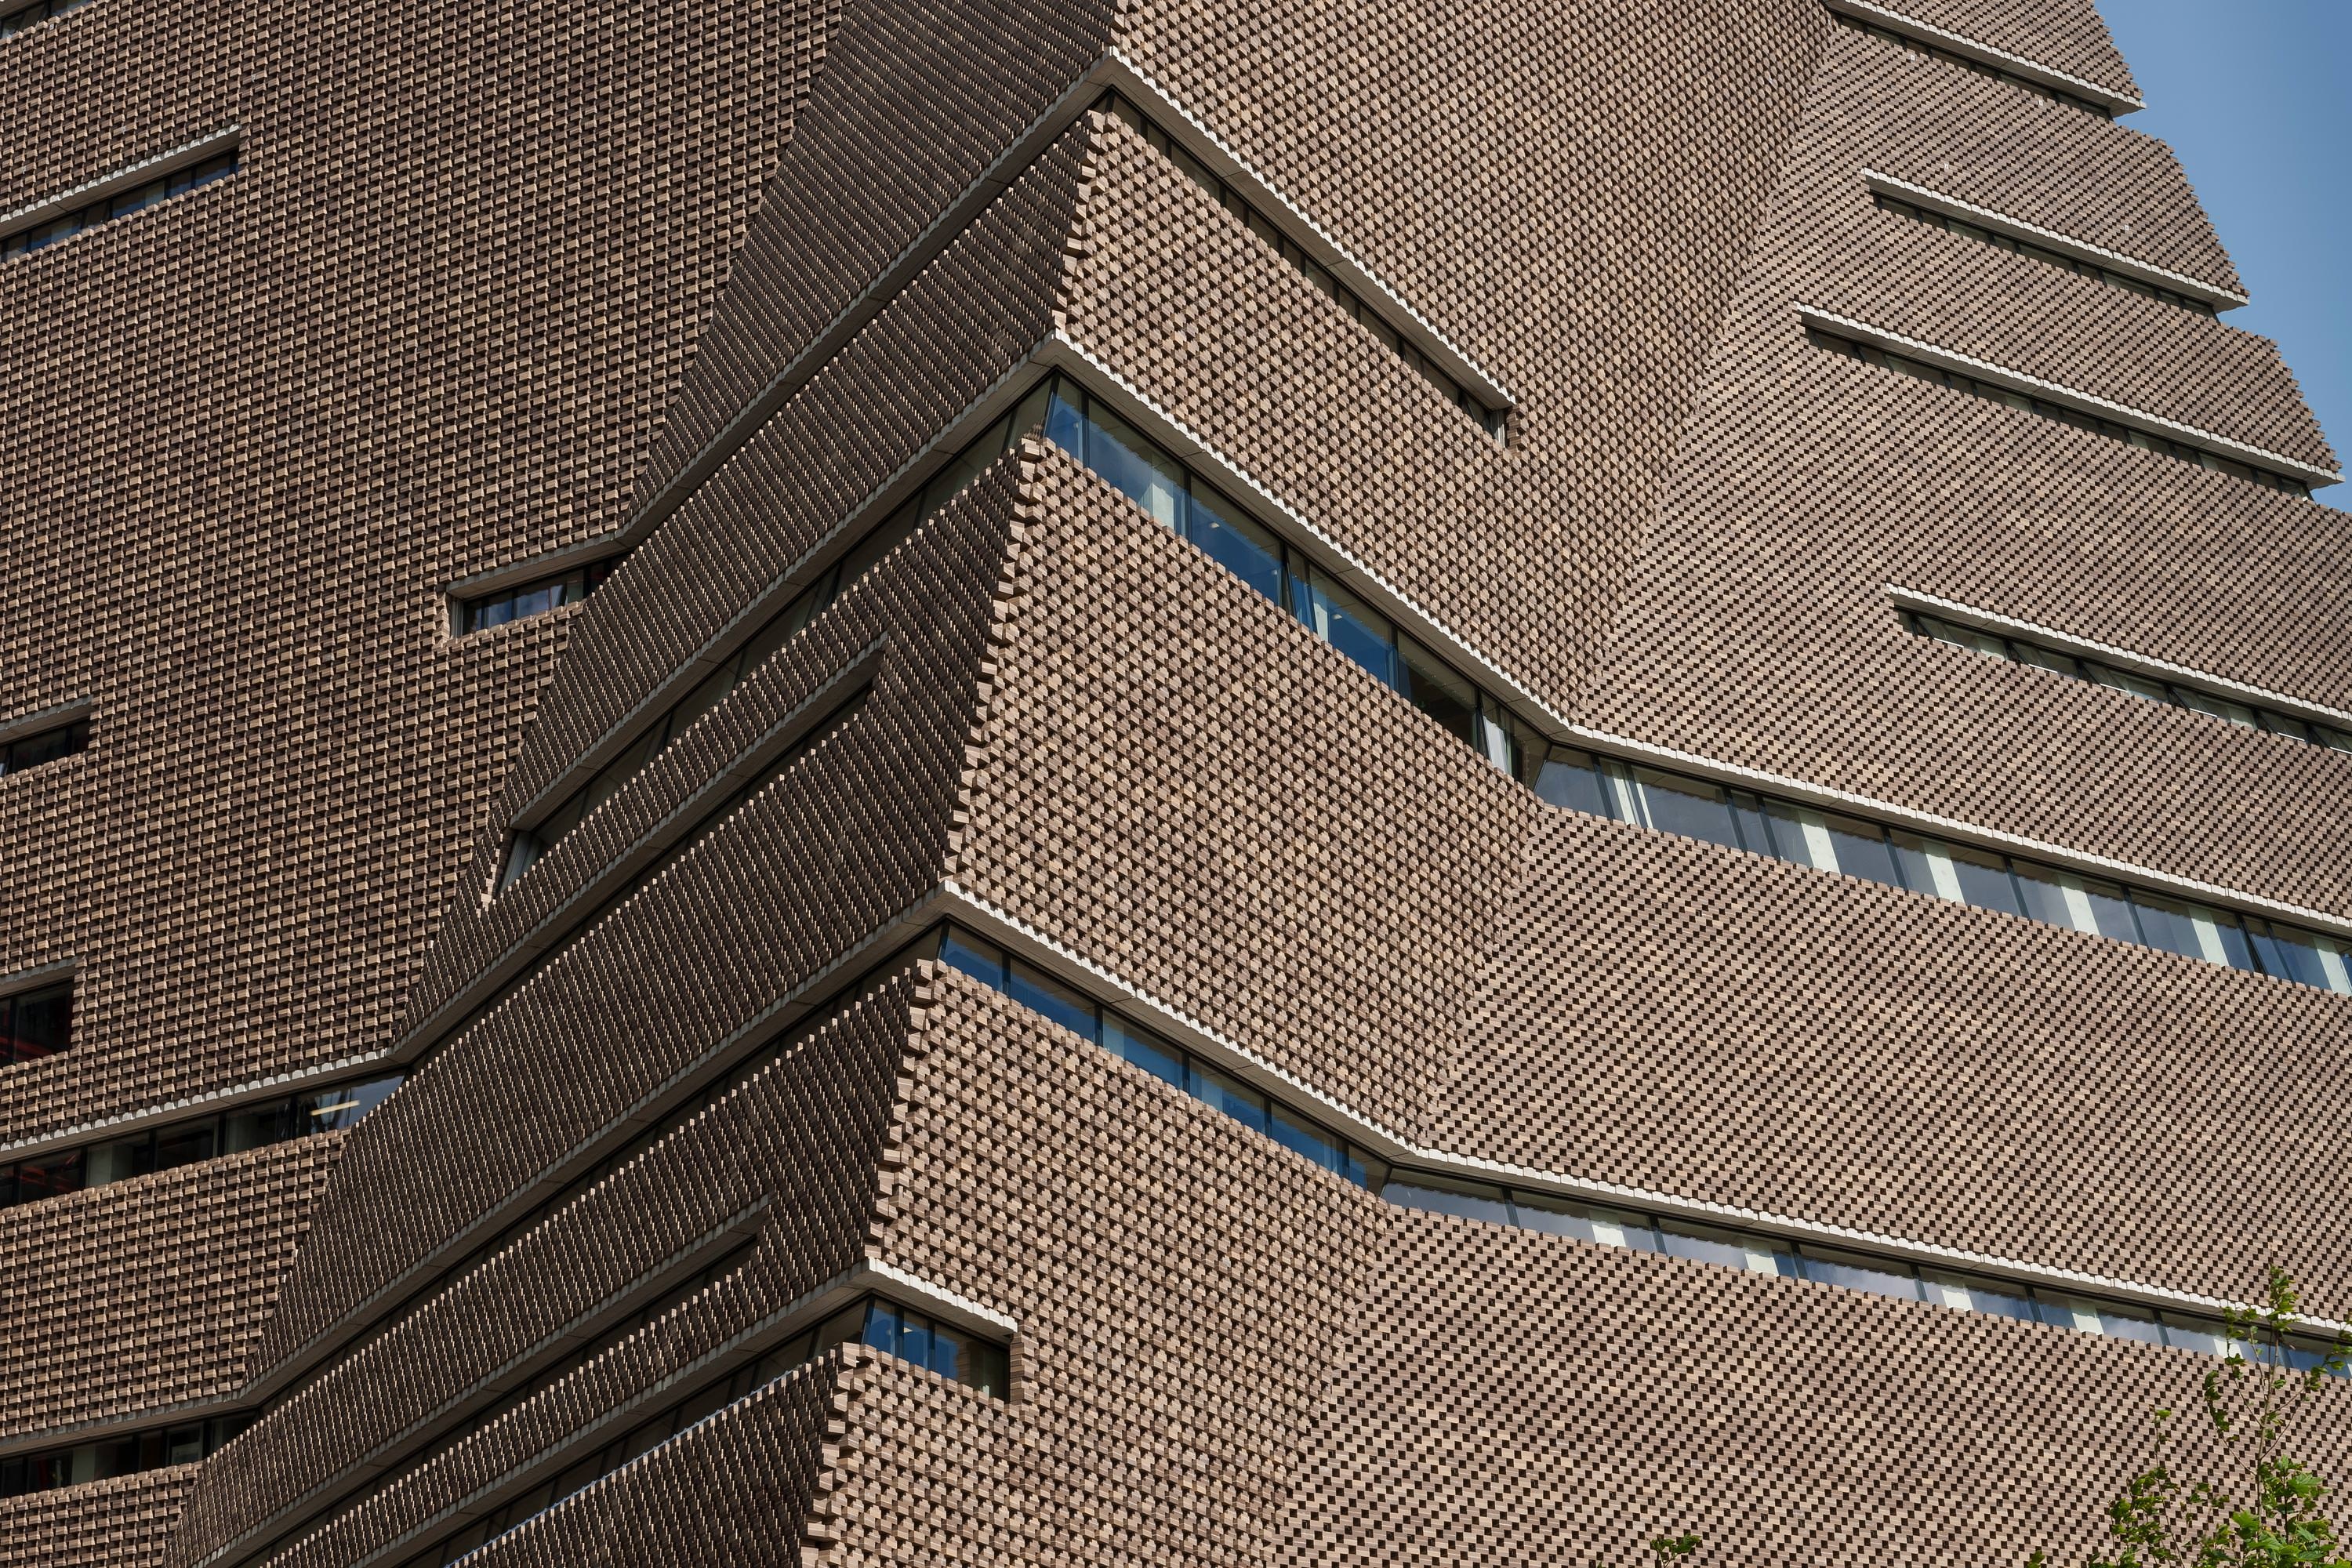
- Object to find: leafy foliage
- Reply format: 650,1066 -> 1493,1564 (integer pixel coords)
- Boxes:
2031,1266 -> 2352,1568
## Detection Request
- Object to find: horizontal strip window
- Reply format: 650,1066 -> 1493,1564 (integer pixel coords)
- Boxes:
1807,325 -> 2314,497
932,925 -> 1375,1187
458,556 -> 623,636
936,910 -> 2343,1374
1099,92 -> 1507,441
1833,11 -> 2116,118
1904,609 -> 2352,754
1530,745 -> 2352,996
2,149 -> 238,259
1383,1175 -> 2344,1370
0,980 -> 71,1072
386,1296 -> 1004,1568
495,398 -> 1029,895
1874,191 -> 2220,316
0,714 -> 88,777
1,1414 -> 252,1500
0,1073 -> 402,1211
0,0 -> 90,41
1037,372 -> 1523,773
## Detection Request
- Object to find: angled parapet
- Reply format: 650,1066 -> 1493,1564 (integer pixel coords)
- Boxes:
0,1468 -> 193,1568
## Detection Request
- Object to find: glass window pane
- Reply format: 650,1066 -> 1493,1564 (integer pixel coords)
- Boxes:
1532,748 -> 1610,818
1820,813 -> 1901,887
1043,379 -> 1085,456
1302,570 -> 1396,688
1102,1015 -> 1185,1088
1006,961 -> 1099,1043
2176,689 -> 2261,728
2090,666 -> 2170,704
2159,1318 -> 2229,1356
2034,1292 -> 2109,1334
1189,1063 -> 1269,1134
1508,1194 -> 1661,1251
937,929 -> 1006,988
897,1308 -> 935,1372
1919,1269 -> 2036,1320
152,1119 -> 219,1172
13,1149 -> 83,1203
86,1134 -> 154,1187
2247,921 -> 2352,995
2013,642 -> 2082,678
1268,1105 -> 1348,1175
1660,1219 -> 1795,1277
1760,801 -> 1838,872
1890,833 -> 2017,913
4,986 -> 64,1064
1081,404 -> 1185,528
1396,639 -> 1477,746
1384,1175 -> 1511,1227
1185,485 -> 1284,605
1798,1244 -> 1920,1300
2013,862 -> 2140,942
1918,615 -> 2009,658
1630,768 -> 1742,851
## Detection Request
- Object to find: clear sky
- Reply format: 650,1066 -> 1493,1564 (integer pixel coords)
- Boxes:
2096,0 -> 2349,497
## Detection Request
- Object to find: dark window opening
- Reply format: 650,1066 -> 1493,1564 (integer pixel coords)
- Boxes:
2,149 -> 238,260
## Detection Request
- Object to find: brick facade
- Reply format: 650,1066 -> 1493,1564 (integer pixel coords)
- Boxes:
2,0 -> 2345,1563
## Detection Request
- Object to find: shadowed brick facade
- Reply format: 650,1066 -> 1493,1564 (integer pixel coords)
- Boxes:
3,0 -> 2347,1564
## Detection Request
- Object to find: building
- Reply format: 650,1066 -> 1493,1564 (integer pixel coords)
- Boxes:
3,0 -> 2348,1562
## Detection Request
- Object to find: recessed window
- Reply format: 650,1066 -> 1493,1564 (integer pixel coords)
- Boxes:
0,715 -> 87,776
1834,12 -> 2117,118
1903,608 -> 2352,754
0,1414 -> 252,1498
1099,93 -> 1508,440
1874,192 -> 2220,316
0,981 -> 71,1070
0,0 -> 90,40
0,1073 -> 403,1209
1808,325 -> 2314,497
1527,744 -> 2352,998
456,555 -> 622,635
2,148 -> 238,260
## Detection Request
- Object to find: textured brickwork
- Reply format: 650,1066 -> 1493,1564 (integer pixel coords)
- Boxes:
0,0 -> 826,1146
1275,1207 -> 2352,1568
0,1136 -> 339,1441
5,0 -> 2347,1560
0,1468 -> 193,1568
1584,23 -> 2352,917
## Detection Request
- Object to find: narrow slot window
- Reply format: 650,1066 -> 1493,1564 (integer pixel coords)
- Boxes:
1874,191 -> 2221,317
1834,13 -> 2119,118
1097,92 -> 1508,440
1810,326 -> 2315,497
2,147 -> 239,260
0,715 -> 89,776
0,0 -> 93,38
458,555 -> 621,634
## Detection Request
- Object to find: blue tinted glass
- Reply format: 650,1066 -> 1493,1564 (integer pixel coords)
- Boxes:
930,1323 -> 967,1382
1820,815 -> 1902,888
1103,1016 -> 1185,1087
1007,961 -> 1100,1043
1269,1105 -> 1345,1174
2248,922 -> 2352,993
1188,488 -> 1284,605
1798,1248 -> 1918,1300
1632,769 -> 1740,849
1385,1178 -> 1510,1226
937,930 -> 1005,987
1043,383 -> 1085,459
862,1300 -> 902,1351
1189,1065 -> 1269,1134
1307,575 -> 1396,688
1533,750 -> 1610,817
898,1310 -> 934,1370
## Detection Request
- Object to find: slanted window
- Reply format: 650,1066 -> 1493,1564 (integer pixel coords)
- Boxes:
457,556 -> 621,634
1833,12 -> 2119,118
0,714 -> 87,775
0,0 -> 92,41
0,980 -> 71,1069
0,1414 -> 252,1497
2,147 -> 238,259
1874,191 -> 2221,316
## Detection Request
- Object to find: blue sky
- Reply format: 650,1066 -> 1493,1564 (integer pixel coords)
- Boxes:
2096,0 -> 2349,491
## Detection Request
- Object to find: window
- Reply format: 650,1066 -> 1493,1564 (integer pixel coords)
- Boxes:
497,385 -> 1046,894
1873,192 -> 2221,316
0,981 -> 71,1069
1902,608 -> 2352,754
0,715 -> 89,776
1382,1175 -> 2342,1369
0,1073 -> 403,1209
1809,326 -> 2314,497
458,556 -> 622,634
0,1414 -> 252,1498
1528,744 -> 2352,998
2,148 -> 238,259
379,1294 -> 1004,1568
0,0 -> 90,40
932,926 -> 1374,1187
1098,93 -> 1508,440
1039,375 -> 1524,771
1833,12 -> 2118,118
